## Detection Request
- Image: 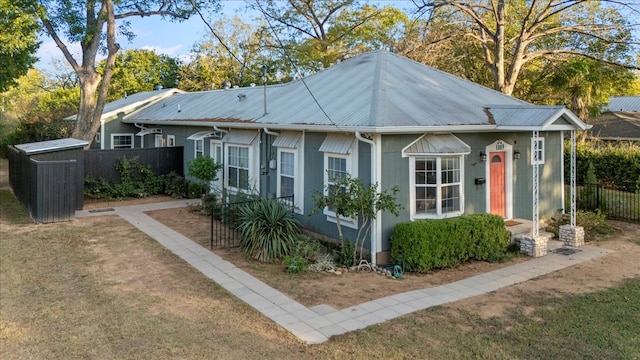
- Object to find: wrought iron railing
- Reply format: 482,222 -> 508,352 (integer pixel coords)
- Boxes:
210,195 -> 295,248
567,183 -> 639,224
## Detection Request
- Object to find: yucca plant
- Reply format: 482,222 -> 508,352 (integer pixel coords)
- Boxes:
236,199 -> 300,262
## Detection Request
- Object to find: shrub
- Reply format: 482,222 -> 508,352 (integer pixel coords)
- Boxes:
334,240 -> 356,267
163,171 -> 188,198
186,155 -> 221,197
283,255 -> 308,273
390,214 -> 510,272
289,234 -> 322,262
546,210 -> 613,240
187,182 -> 202,199
236,199 -> 300,262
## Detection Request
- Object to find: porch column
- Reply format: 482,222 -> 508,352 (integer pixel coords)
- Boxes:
560,130 -> 585,246
519,130 -> 547,257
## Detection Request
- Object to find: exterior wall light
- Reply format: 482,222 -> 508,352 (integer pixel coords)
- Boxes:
480,151 -> 487,162
514,150 -> 521,159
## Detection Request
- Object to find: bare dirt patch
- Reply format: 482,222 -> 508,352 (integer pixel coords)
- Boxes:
85,194 -> 640,314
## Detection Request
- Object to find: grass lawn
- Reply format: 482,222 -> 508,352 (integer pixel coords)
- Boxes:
1,186 -> 639,359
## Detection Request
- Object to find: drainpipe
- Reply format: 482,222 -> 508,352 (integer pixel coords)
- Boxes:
213,125 -> 228,136
355,131 -> 379,265
263,128 -> 279,136
100,118 -> 105,150
134,123 -> 145,148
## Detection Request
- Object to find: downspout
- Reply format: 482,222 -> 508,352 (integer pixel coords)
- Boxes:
100,119 -> 105,150
213,125 -> 228,136
355,131 -> 379,265
134,123 -> 145,148
263,128 -> 279,136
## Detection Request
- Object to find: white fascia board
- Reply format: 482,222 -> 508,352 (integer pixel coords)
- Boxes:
121,120 -> 499,134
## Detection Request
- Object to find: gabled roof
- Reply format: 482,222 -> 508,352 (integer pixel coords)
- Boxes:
122,50 -> 589,133
606,96 -> 640,112
65,88 -> 182,121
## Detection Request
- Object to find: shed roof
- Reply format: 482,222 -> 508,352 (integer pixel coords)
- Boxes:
14,138 -> 88,155
588,111 -> 640,140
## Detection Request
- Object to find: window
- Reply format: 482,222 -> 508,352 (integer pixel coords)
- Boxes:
279,151 -> 295,198
111,134 -> 133,149
411,156 -> 463,219
195,139 -> 204,157
326,155 -> 347,211
167,135 -> 175,147
155,134 -> 165,147
227,145 -> 249,191
531,137 -> 545,164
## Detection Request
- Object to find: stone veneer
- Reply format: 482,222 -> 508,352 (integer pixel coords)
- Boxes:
559,224 -> 585,247
516,235 -> 548,258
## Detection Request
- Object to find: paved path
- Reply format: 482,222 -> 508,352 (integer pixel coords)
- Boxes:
76,201 -> 612,344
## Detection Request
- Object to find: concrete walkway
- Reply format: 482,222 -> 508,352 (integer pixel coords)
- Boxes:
76,201 -> 612,344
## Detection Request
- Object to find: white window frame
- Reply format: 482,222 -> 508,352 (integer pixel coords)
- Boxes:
409,155 -> 465,220
167,135 -> 175,147
111,133 -> 133,149
194,139 -> 204,157
277,149 -> 296,202
531,137 -> 545,164
226,145 -> 251,192
155,134 -> 165,147
322,149 -> 358,229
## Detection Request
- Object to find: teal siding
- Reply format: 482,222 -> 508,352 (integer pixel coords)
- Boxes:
378,132 -> 566,253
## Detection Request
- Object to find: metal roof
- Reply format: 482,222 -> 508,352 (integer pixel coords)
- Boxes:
65,88 -> 181,121
319,133 -> 355,154
272,131 -> 302,148
402,134 -> 471,155
223,129 -> 259,145
14,138 -> 88,154
119,50 -> 589,132
606,96 -> 640,112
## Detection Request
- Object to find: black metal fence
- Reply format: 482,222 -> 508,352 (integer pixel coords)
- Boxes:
568,183 -> 640,224
210,195 -> 295,249
85,147 -> 183,181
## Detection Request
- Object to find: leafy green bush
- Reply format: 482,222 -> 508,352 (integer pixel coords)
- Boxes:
187,182 -> 202,199
546,210 -> 613,240
283,255 -> 308,273
567,141 -> 640,191
163,171 -> 187,198
289,234 -> 321,263
236,199 -> 300,262
390,214 -> 510,272
84,157 -> 166,199
186,155 -> 221,197
334,240 -> 356,267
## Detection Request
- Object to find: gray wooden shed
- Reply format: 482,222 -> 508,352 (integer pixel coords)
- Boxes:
8,138 -> 87,223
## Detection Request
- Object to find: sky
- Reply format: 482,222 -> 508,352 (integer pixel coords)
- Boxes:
35,0 -> 415,73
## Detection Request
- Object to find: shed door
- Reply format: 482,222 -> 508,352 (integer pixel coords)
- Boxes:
489,152 -> 506,217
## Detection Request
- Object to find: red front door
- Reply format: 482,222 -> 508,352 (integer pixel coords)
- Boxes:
489,152 -> 506,217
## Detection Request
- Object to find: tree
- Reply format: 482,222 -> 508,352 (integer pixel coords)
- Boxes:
186,155 -> 222,196
33,0 -> 218,146
312,173 -> 401,265
412,0 -> 638,96
253,0 -> 409,73
178,16 -> 283,91
99,49 -> 180,100
0,0 -> 40,92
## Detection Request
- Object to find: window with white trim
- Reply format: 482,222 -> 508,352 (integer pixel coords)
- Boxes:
155,134 -> 165,147
227,145 -> 249,191
279,150 -> 295,198
325,155 -> 348,214
195,139 -> 204,157
531,137 -> 545,164
111,134 -> 133,149
411,156 -> 463,218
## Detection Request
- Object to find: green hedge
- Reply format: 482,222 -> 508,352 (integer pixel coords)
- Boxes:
390,213 -> 510,272
566,141 -> 640,191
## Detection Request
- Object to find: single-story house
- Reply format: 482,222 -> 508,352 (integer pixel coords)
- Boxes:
89,50 -> 590,263
64,87 -> 183,149
588,96 -> 640,142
